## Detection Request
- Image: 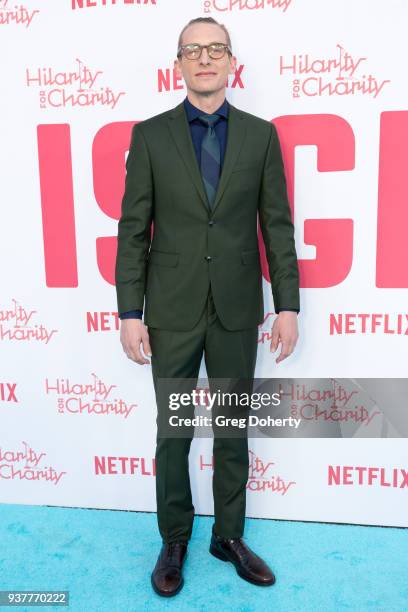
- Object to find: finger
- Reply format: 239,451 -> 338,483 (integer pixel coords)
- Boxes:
133,343 -> 149,364
270,327 -> 280,352
278,333 -> 298,356
142,335 -> 152,358
275,340 -> 291,363
125,347 -> 139,363
126,343 -> 149,365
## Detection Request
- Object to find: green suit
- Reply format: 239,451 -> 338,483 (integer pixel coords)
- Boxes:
115,100 -> 300,543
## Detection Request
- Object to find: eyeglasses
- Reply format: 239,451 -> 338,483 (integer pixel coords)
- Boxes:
177,42 -> 232,61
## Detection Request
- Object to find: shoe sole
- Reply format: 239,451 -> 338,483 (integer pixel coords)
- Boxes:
209,544 -> 276,586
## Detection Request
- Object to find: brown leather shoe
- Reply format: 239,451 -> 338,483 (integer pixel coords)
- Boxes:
151,541 -> 188,597
209,531 -> 276,586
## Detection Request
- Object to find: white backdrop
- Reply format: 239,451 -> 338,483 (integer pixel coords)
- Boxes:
1,0 -> 407,527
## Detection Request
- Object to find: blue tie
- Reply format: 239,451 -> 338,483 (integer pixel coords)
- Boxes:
198,114 -> 221,209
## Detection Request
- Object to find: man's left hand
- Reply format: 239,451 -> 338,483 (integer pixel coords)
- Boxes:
270,311 -> 299,363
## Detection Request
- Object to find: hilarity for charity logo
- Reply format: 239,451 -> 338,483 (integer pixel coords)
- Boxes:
0,0 -> 39,27
199,449 -> 296,495
203,0 -> 293,13
280,43 -> 390,99
26,58 -> 126,109
0,441 -> 67,484
45,373 -> 138,419
247,449 -> 296,494
258,312 -> 274,344
0,299 -> 58,344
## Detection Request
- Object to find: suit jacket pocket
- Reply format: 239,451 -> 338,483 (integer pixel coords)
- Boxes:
148,249 -> 179,267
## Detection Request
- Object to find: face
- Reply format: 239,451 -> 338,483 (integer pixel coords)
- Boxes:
174,23 -> 237,97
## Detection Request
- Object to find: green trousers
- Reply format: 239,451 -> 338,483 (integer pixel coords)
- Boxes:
148,285 -> 258,544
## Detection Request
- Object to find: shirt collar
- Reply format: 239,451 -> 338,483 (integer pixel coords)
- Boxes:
183,95 -> 229,122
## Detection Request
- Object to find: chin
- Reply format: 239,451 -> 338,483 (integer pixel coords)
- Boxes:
190,86 -> 212,95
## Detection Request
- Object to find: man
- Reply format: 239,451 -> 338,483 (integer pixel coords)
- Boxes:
115,16 -> 300,597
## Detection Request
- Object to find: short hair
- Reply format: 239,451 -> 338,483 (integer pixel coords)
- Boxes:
177,17 -> 232,57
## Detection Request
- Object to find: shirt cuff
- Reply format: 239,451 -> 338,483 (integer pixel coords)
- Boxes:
118,309 -> 143,320
276,308 -> 299,314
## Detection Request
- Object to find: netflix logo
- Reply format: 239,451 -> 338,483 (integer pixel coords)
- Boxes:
328,465 -> 408,488
72,0 -> 156,9
158,65 -> 244,93
330,313 -> 408,335
87,312 -> 120,332
95,455 -> 156,476
0,383 -> 18,403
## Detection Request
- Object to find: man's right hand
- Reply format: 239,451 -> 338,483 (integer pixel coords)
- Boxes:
120,319 -> 152,365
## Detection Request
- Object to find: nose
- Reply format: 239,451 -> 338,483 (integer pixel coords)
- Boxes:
200,47 -> 211,64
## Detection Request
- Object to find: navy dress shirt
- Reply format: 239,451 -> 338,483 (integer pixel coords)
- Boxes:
118,95 -> 299,319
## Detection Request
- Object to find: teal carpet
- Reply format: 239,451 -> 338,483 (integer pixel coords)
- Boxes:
0,504 -> 406,611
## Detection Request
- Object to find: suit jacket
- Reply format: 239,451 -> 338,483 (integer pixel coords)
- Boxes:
115,100 -> 300,331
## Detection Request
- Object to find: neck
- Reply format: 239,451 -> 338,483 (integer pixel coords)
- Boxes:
186,90 -> 226,114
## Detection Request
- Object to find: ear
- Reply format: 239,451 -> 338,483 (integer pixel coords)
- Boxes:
174,58 -> 182,76
228,54 -> 237,74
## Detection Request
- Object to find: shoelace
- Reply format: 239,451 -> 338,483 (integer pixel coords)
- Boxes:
226,537 -> 250,562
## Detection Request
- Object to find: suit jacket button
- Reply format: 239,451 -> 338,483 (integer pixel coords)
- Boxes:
205,255 -> 212,261
208,220 -> 214,226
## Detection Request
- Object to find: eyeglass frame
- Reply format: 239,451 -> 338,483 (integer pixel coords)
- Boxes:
177,42 -> 233,60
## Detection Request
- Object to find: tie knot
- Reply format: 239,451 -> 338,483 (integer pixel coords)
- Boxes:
198,113 -> 220,128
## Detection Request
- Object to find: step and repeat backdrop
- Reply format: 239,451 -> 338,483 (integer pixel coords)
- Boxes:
1,0 -> 407,527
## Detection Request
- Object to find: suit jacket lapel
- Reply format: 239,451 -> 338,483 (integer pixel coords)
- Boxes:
167,100 -> 247,215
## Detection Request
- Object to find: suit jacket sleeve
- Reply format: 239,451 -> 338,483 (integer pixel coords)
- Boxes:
258,122 -> 300,314
115,123 -> 153,314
